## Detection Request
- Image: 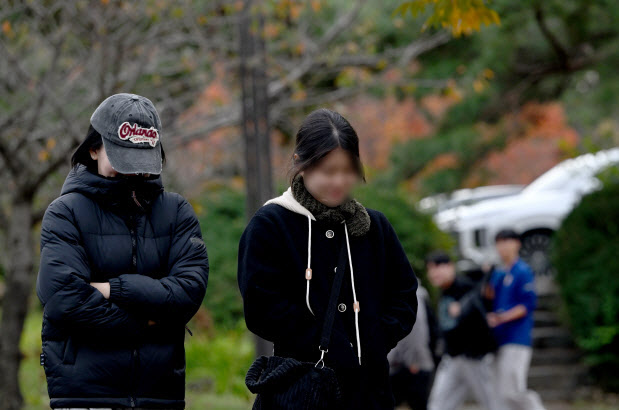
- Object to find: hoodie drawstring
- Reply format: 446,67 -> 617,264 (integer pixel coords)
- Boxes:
304,215 -> 362,366
344,223 -> 362,366
305,215 -> 315,316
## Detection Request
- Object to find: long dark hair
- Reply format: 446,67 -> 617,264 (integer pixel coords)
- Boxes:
289,108 -> 365,184
71,125 -> 103,171
71,124 -> 166,171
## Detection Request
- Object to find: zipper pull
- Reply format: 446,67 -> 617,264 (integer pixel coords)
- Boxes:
132,190 -> 144,210
185,325 -> 193,336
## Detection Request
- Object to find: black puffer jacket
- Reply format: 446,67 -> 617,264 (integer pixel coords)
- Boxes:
238,199 -> 418,409
36,165 -> 209,409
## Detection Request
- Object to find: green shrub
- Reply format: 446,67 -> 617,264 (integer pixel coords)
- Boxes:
197,186 -> 247,330
185,321 -> 255,399
552,179 -> 619,392
354,181 -> 454,298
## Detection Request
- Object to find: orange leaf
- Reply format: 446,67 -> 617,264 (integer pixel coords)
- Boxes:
1,20 -> 12,36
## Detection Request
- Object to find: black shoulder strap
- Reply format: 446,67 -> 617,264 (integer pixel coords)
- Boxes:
318,236 -> 349,351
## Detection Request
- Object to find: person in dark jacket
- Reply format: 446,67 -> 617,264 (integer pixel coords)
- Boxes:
425,251 -> 502,410
36,93 -> 209,409
237,108 -> 418,409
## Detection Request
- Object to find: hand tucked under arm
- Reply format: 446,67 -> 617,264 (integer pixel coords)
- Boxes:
91,282 -> 110,299
37,199 -> 148,339
106,198 -> 208,325
90,282 -> 157,326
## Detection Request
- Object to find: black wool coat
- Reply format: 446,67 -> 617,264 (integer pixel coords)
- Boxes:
238,198 -> 418,409
36,165 -> 209,409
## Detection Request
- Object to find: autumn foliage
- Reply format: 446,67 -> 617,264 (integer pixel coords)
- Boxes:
463,102 -> 580,187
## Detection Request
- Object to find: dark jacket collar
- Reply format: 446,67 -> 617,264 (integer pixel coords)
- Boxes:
61,165 -> 164,213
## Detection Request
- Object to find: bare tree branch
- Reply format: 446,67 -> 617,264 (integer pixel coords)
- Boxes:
0,135 -> 20,177
267,0 -> 368,98
25,149 -> 71,197
272,87 -> 360,114
534,5 -> 569,68
398,31 -> 451,66
31,207 -> 46,226
0,206 -> 7,231
0,39 -> 83,140
167,105 -> 243,149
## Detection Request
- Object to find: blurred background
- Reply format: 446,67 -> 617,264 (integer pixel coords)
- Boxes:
0,0 -> 617,409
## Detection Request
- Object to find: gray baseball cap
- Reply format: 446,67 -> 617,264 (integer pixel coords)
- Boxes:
89,93 -> 163,175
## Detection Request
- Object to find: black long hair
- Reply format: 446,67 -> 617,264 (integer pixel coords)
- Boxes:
289,108 -> 365,184
71,125 -> 103,171
71,124 -> 166,172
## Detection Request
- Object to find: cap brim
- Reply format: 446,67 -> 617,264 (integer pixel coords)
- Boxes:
102,138 -> 162,175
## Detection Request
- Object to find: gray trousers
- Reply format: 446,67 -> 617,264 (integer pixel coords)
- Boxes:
494,344 -> 546,410
428,354 -> 504,410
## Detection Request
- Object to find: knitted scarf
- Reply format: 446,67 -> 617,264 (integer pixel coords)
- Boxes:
291,176 -> 370,237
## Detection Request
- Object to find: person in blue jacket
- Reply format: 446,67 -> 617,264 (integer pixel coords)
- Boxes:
486,229 -> 545,410
36,93 -> 209,409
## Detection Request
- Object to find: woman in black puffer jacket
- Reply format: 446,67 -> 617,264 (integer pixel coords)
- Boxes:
36,93 -> 209,409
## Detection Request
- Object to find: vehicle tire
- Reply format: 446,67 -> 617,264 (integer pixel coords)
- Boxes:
520,231 -> 554,277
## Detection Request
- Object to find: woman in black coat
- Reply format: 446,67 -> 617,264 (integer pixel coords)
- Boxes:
36,93 -> 209,409
238,108 -> 418,409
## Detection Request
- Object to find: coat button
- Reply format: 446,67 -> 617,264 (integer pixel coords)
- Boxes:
338,303 -> 347,312
326,230 -> 334,238
334,267 -> 337,273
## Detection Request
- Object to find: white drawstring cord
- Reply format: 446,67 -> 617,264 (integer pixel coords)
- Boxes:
305,215 -> 315,316
344,223 -> 362,366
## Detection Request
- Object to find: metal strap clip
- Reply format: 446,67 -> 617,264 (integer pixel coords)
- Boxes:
315,347 -> 328,369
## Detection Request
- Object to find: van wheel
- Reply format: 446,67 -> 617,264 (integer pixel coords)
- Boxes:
520,231 -> 554,277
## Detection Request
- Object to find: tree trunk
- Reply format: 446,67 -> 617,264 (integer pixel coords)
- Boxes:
239,1 -> 274,358
0,197 -> 35,410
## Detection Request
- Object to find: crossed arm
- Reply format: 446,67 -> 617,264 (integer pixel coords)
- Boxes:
37,198 -> 209,336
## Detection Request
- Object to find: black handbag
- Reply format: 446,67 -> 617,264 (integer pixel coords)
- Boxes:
245,239 -> 349,409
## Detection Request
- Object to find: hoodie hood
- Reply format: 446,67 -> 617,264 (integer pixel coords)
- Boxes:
61,165 -> 164,212
264,187 -> 316,221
